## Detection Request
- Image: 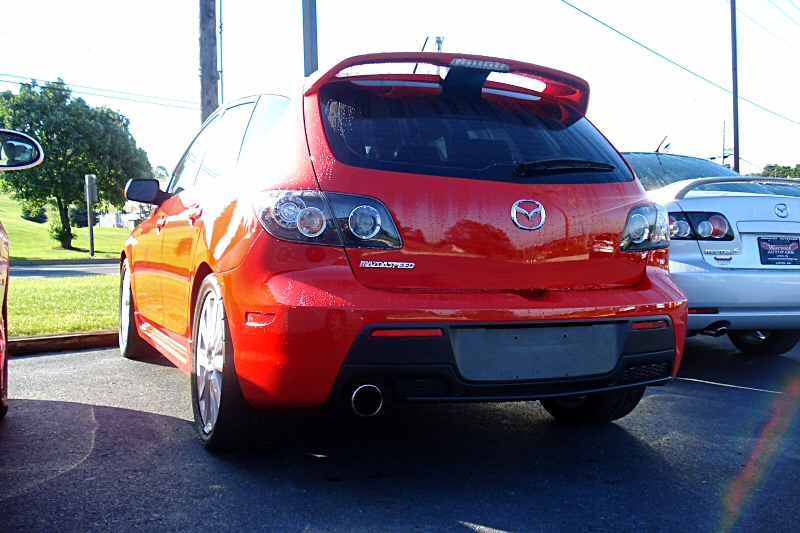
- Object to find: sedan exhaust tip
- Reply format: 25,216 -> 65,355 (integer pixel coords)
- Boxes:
351,384 -> 383,417
701,321 -> 730,337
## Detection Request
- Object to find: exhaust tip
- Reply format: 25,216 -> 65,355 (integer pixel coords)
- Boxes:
701,321 -> 730,337
351,384 -> 383,417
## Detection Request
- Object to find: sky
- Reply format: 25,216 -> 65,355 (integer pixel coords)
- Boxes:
2,0 -> 799,176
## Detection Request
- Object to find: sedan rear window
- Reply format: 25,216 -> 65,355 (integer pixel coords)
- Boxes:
319,80 -> 633,184
624,152 -> 800,197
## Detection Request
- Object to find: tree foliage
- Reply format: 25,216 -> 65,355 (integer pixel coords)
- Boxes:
0,80 -> 151,248
762,164 -> 800,179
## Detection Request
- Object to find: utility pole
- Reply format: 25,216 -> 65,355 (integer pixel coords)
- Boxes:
722,121 -> 726,167
199,0 -> 219,122
730,0 -> 740,172
302,0 -> 318,77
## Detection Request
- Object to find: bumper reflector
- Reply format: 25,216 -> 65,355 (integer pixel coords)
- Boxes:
688,308 -> 719,315
371,328 -> 444,338
631,320 -> 669,331
245,312 -> 276,326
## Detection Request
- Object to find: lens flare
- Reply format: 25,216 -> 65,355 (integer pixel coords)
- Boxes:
718,373 -> 800,533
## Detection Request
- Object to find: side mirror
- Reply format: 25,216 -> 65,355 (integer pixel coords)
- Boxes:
0,129 -> 44,170
125,178 -> 170,205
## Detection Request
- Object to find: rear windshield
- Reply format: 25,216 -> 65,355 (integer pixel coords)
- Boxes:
624,152 -> 800,197
319,80 -> 633,184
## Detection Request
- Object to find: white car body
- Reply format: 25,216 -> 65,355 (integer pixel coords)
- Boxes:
624,152 -> 800,356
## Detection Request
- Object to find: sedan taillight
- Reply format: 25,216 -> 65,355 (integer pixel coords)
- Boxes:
668,212 -> 734,241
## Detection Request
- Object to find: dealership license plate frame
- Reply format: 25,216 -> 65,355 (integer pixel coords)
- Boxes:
758,236 -> 800,266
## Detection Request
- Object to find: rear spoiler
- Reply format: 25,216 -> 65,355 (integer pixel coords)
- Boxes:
673,176 -> 800,199
304,52 -> 591,115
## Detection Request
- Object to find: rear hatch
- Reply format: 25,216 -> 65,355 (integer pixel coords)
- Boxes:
305,54 -> 651,291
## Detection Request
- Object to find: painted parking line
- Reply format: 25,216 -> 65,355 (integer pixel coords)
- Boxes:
677,377 -> 784,395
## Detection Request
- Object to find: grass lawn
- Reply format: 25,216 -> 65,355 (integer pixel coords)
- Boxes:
0,193 -> 130,260
8,274 -> 119,336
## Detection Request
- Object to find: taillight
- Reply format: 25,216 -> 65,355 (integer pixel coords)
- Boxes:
326,193 -> 402,249
620,203 -> 670,252
668,212 -> 734,241
253,190 -> 402,249
668,213 -> 693,239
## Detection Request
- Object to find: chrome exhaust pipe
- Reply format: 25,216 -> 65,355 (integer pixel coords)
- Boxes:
701,322 -> 729,337
351,384 -> 383,417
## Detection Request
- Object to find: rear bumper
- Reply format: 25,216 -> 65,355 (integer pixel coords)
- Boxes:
670,258 -> 800,331
219,239 -> 687,409
327,319 -> 675,404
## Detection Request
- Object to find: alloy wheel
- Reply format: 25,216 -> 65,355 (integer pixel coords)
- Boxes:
119,265 -> 132,352
195,291 -> 225,433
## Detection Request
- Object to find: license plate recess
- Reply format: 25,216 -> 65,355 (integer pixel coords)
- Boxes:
450,323 -> 623,382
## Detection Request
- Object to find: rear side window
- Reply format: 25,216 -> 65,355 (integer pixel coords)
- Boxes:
237,95 -> 291,167
170,115 -> 220,193
195,102 -> 256,188
319,80 -> 632,184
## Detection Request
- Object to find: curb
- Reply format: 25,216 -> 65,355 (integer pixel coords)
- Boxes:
10,258 -> 119,267
9,330 -> 118,357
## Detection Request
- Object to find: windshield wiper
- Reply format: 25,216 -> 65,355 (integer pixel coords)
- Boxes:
513,158 -> 615,176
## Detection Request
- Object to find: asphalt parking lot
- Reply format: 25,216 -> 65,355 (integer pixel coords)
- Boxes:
1,336 -> 799,533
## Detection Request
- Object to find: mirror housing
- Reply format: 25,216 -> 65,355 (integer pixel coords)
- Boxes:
0,129 -> 44,170
125,179 -> 170,205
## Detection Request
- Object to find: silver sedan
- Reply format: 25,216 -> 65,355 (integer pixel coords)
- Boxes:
624,152 -> 800,357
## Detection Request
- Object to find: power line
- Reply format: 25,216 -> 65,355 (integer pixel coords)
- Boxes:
718,0 -> 800,56
0,71 -> 198,106
739,157 -> 764,169
767,0 -> 800,28
789,0 -> 800,13
561,0 -> 800,127
0,78 -> 197,111
668,0 -> 726,36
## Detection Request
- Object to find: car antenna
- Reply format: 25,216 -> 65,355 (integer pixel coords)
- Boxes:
412,36 -> 430,74
655,98 -> 697,152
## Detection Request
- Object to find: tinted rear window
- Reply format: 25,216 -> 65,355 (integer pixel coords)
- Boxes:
624,152 -> 800,197
319,80 -> 633,184
624,152 -> 739,191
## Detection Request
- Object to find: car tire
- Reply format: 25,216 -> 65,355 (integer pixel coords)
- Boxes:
191,273 -> 270,452
728,329 -> 800,357
539,386 -> 646,425
0,348 -> 7,421
1,285 -> 7,420
119,259 -> 159,360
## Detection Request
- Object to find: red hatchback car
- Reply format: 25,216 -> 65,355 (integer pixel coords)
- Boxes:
122,53 -> 688,451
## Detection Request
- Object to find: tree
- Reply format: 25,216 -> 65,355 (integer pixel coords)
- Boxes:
0,80 -> 151,248
762,164 -> 800,179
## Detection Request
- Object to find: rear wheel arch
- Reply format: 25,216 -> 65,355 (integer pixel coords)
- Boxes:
190,262 -> 215,329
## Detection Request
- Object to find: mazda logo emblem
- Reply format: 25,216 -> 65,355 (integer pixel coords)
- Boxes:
511,199 -> 546,230
775,203 -> 789,218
